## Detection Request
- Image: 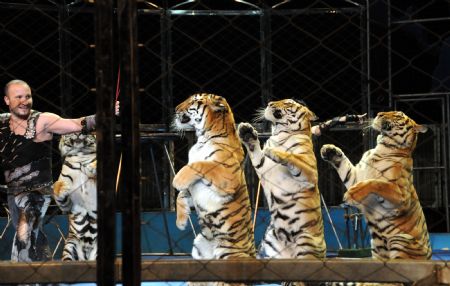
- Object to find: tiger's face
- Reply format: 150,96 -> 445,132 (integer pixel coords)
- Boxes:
173,93 -> 232,132
264,99 -> 318,132
59,133 -> 97,157
372,111 -> 427,148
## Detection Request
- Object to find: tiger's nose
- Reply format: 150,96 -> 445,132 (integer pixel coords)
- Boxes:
273,109 -> 282,119
180,114 -> 190,123
381,121 -> 392,131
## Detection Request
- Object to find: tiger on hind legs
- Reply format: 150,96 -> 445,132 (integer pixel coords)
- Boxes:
173,93 -> 256,286
321,111 -> 431,286
238,99 -> 327,286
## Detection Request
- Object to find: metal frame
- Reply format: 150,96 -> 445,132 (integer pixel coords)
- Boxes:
95,0 -> 116,285
0,259 -> 449,284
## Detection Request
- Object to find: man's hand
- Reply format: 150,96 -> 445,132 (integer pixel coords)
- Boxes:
115,101 -> 120,116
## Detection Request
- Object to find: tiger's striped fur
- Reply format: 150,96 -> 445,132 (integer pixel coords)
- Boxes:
172,93 -> 256,268
238,99 -> 326,260
320,111 -> 431,261
53,133 -> 97,261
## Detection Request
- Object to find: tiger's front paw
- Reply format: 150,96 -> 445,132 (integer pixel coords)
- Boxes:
238,122 -> 259,151
53,180 -> 66,197
172,168 -> 191,191
85,161 -> 97,178
320,144 -> 344,165
172,177 -> 187,192
343,191 -> 356,205
176,212 -> 189,230
264,147 -> 283,164
176,190 -> 192,231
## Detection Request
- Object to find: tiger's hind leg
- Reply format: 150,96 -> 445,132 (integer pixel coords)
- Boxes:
192,233 -> 215,259
259,226 -> 288,258
188,282 -> 247,286
86,242 -> 97,260
214,282 -> 248,286
387,233 -> 431,260
62,235 -> 83,261
188,235 -> 241,286
283,282 -> 307,286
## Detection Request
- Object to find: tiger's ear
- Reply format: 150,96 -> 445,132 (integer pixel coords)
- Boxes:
414,124 -> 428,133
211,99 -> 228,112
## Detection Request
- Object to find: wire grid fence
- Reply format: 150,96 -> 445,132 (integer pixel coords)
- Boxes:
0,0 -> 450,285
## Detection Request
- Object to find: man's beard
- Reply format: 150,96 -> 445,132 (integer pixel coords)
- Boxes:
11,104 -> 32,120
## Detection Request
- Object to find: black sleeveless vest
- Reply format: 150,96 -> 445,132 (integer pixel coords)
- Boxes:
0,111 -> 53,189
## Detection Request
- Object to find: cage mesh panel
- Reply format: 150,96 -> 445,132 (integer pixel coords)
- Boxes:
169,14 -> 261,123
270,12 -> 365,118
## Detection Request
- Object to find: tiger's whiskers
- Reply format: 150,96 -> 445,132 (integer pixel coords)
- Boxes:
251,108 -> 266,124
171,120 -> 186,139
360,118 -> 374,136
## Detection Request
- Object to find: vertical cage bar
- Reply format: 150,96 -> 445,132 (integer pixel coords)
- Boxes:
161,1 -> 174,209
445,95 -> 450,231
260,4 -> 272,106
365,0 -> 374,148
387,0 -> 392,109
118,0 -> 141,285
367,0 -> 389,147
161,1 -> 173,128
360,4 -> 368,115
95,0 -> 116,285
58,2 -> 73,117
361,3 -> 370,151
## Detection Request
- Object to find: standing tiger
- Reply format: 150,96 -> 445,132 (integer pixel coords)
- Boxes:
53,132 -> 97,261
172,93 -> 256,279
320,111 -> 431,262
238,99 -> 326,260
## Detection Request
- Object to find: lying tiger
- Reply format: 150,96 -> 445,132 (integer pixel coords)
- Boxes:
53,132 -> 97,261
238,99 -> 326,260
321,111 -> 431,263
172,93 -> 255,286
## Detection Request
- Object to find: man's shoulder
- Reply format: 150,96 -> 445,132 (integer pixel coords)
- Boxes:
35,111 -> 61,122
0,113 -> 10,123
34,112 -> 63,134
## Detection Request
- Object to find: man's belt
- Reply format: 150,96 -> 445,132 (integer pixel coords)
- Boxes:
0,181 -> 53,196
